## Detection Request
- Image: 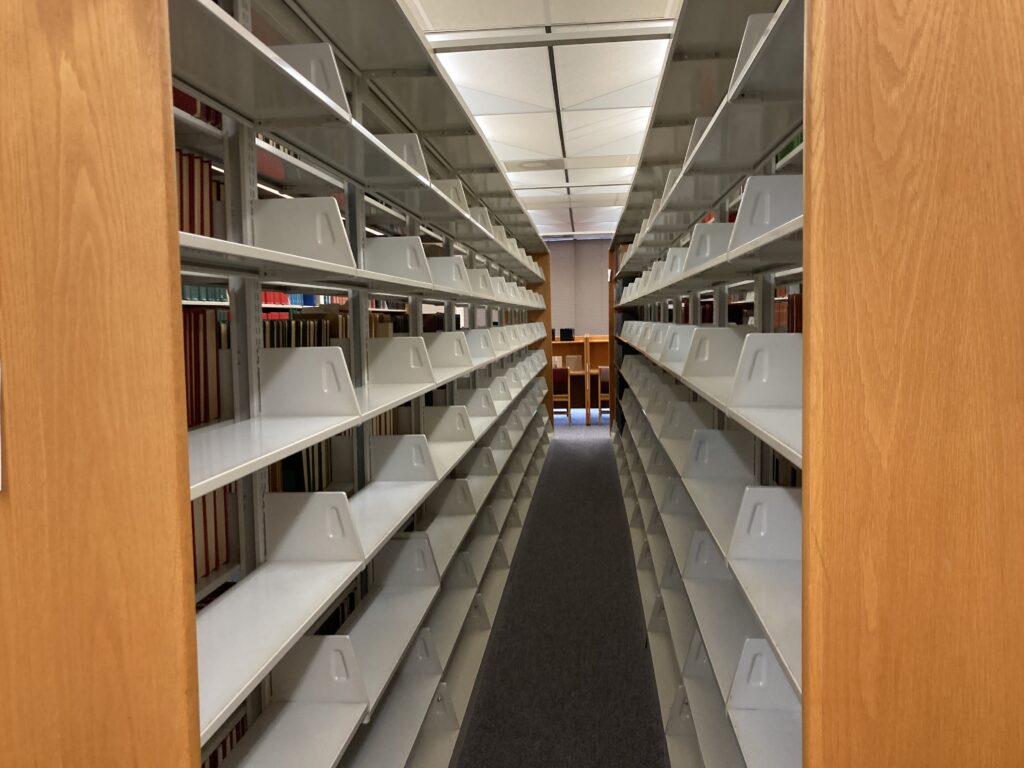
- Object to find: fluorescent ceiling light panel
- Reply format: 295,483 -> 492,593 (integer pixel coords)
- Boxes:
407,0 -> 682,31
567,166 -> 637,185
508,169 -> 572,187
554,39 -> 670,110
438,48 -> 555,114
475,112 -> 563,162
562,107 -> 652,156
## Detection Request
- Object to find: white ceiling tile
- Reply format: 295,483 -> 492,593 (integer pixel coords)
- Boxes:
407,0 -> 682,31
572,205 -> 624,224
562,107 -> 652,157
568,184 -> 631,196
438,49 -> 555,114
567,166 -> 636,185
508,169 -> 570,188
528,208 -> 572,228
517,188 -> 569,200
555,40 -> 670,110
475,112 -> 563,162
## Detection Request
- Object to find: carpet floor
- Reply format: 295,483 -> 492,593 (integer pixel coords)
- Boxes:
451,423 -> 669,768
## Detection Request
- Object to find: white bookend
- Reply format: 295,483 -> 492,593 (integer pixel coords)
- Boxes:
682,222 -> 734,279
682,531 -> 764,702
345,535 -> 441,714
463,329 -> 497,365
727,333 -> 803,466
729,487 -> 802,694
728,15 -> 774,92
658,324 -> 699,376
727,174 -> 803,262
272,43 -> 351,113
727,638 -> 802,768
425,481 -> 479,578
423,332 -> 474,382
434,179 -> 469,212
370,435 -> 439,483
466,269 -> 496,300
252,197 -> 356,268
681,327 -> 752,410
681,429 -> 757,553
681,631 -> 746,768
364,236 -> 434,286
378,134 -> 430,180
219,636 -> 368,768
427,256 -> 473,297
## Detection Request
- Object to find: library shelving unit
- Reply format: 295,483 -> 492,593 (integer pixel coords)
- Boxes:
610,1 -> 803,766
165,1 -> 552,766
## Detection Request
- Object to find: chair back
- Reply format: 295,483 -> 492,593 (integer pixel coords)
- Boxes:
553,366 -> 569,393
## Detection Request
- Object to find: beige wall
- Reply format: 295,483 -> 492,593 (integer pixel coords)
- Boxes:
549,239 -> 610,337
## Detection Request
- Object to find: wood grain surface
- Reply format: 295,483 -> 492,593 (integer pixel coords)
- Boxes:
805,1 -> 1024,765
0,1 -> 199,765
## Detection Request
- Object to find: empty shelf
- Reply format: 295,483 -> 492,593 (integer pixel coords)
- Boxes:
731,559 -> 801,694
349,481 -> 437,559
339,645 -> 441,768
189,414 -> 361,499
727,407 -> 802,467
730,709 -> 802,768
683,576 -> 764,702
196,560 -> 362,743
684,673 -> 745,768
219,701 -> 366,768
648,627 -> 682,726
425,582 -> 478,670
682,476 -> 750,555
349,584 -> 440,711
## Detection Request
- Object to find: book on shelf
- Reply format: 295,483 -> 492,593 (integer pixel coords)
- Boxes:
201,715 -> 247,768
192,486 -> 234,584
183,307 -> 227,428
173,87 -> 222,129
175,149 -> 224,238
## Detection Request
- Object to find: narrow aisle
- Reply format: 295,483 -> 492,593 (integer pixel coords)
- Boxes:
452,424 -> 669,768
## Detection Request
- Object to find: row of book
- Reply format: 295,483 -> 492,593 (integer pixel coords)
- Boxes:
192,487 -> 233,584
201,715 -> 246,768
176,149 -> 224,238
183,308 -> 226,429
263,318 -> 334,348
174,87 -> 222,129
269,440 -> 333,493
184,285 -> 229,303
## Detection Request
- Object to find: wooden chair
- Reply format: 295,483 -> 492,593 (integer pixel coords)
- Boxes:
598,366 -> 611,423
552,366 -> 571,424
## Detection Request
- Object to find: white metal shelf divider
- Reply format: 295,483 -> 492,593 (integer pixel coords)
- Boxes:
335,412 -> 550,768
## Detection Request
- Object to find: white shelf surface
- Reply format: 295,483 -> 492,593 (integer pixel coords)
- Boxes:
426,582 -> 478,670
648,626 -> 683,726
683,476 -> 750,555
189,414 -> 361,499
349,481 -> 437,559
339,644 -> 441,768
348,583 -> 440,711
219,700 -> 366,768
729,709 -> 801,768
731,559 -> 801,694
683,575 -> 764,703
196,560 -> 362,743
727,407 -> 802,467
445,625 -> 491,720
684,673 -> 745,768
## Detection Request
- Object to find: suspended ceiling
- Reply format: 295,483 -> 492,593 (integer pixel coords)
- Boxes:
401,0 -> 684,240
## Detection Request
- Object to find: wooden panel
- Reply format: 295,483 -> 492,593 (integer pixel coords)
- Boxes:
530,252 -> 553,421
0,2 -> 199,765
805,2 -> 1024,765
